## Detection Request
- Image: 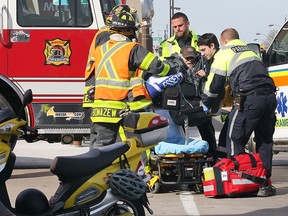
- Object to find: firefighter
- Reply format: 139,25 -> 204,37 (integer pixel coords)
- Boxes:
82,4 -> 176,148
202,28 -> 277,197
159,12 -> 198,60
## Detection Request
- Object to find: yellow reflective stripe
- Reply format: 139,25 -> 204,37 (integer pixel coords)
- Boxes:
95,78 -> 130,89
167,42 -> 173,55
85,56 -> 95,70
204,72 -> 218,98
83,86 -> 91,93
136,69 -> 144,76
128,98 -> 152,110
82,86 -> 94,107
92,99 -> 151,111
96,77 -> 145,90
90,116 -> 122,123
158,63 -> 170,76
83,102 -> 94,108
228,56 -> 260,76
91,107 -> 119,118
102,42 -> 108,53
163,30 -> 198,55
145,148 -> 151,173
92,100 -> 127,109
96,41 -> 129,78
210,67 -> 227,77
103,42 -> 118,79
130,77 -> 144,88
90,99 -> 152,123
104,59 -> 117,79
118,126 -> 127,141
90,107 -> 122,122
139,52 -> 156,70
191,33 -> 199,51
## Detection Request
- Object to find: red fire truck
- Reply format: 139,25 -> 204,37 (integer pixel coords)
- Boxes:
0,0 -> 152,144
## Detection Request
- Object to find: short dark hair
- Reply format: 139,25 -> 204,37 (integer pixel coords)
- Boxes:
221,28 -> 239,41
197,33 -> 220,50
171,12 -> 189,22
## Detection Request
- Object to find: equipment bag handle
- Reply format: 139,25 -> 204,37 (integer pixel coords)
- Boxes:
230,153 -> 257,170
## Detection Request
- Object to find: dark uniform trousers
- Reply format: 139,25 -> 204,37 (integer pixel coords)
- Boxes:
90,121 -> 122,148
225,90 -> 277,179
196,118 -> 217,161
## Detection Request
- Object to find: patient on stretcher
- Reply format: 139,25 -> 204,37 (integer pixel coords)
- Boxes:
153,109 -> 209,155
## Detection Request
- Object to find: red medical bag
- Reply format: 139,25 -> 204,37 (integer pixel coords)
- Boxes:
203,153 -> 270,197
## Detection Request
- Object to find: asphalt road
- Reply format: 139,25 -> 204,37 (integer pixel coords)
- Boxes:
6,140 -> 288,216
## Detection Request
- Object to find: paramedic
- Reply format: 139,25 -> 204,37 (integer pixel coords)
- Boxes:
197,33 -> 220,77
202,28 -> 277,197
197,33 -> 230,159
83,5 -> 176,148
159,12 -> 198,60
159,12 -> 218,162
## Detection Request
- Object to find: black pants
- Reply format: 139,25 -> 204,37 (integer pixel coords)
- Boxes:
197,118 -> 217,162
225,92 -> 277,179
90,121 -> 121,149
217,115 -> 229,158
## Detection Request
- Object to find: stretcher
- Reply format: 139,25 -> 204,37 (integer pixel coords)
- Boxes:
147,110 -> 214,193
147,139 -> 213,193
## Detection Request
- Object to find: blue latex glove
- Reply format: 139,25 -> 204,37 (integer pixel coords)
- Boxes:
202,104 -> 209,113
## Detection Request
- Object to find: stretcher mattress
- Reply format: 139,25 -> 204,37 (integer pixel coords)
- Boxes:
155,137 -> 209,155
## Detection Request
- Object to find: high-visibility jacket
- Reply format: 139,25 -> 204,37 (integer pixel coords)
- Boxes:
94,40 -> 148,100
159,30 -> 198,60
83,31 -> 171,123
202,39 -> 275,112
83,29 -> 110,108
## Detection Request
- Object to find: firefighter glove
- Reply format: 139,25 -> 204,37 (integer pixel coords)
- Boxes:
87,86 -> 95,101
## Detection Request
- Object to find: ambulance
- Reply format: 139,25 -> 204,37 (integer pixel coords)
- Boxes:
0,0 -> 153,144
262,21 -> 288,153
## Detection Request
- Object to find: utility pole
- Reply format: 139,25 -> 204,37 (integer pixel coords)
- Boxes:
169,0 -> 174,37
169,0 -> 181,37
164,24 -> 168,40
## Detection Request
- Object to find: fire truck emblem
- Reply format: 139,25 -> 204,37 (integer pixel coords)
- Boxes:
44,38 -> 72,66
46,106 -> 84,121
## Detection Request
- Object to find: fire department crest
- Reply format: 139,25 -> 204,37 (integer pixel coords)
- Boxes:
44,38 -> 72,66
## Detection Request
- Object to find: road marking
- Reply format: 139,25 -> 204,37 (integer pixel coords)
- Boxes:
180,193 -> 200,216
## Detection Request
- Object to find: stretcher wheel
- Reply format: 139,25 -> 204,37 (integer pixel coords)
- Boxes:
149,181 -> 161,194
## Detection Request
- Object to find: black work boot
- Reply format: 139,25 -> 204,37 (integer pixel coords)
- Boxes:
257,185 -> 276,197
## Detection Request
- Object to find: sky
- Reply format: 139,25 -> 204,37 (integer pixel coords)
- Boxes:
151,0 -> 288,46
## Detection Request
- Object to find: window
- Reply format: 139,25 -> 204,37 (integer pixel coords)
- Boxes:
268,23 -> 288,66
17,0 -> 92,27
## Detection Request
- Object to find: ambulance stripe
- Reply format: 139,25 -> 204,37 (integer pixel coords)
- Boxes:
272,76 -> 288,86
269,69 -> 288,86
269,66 -> 288,86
